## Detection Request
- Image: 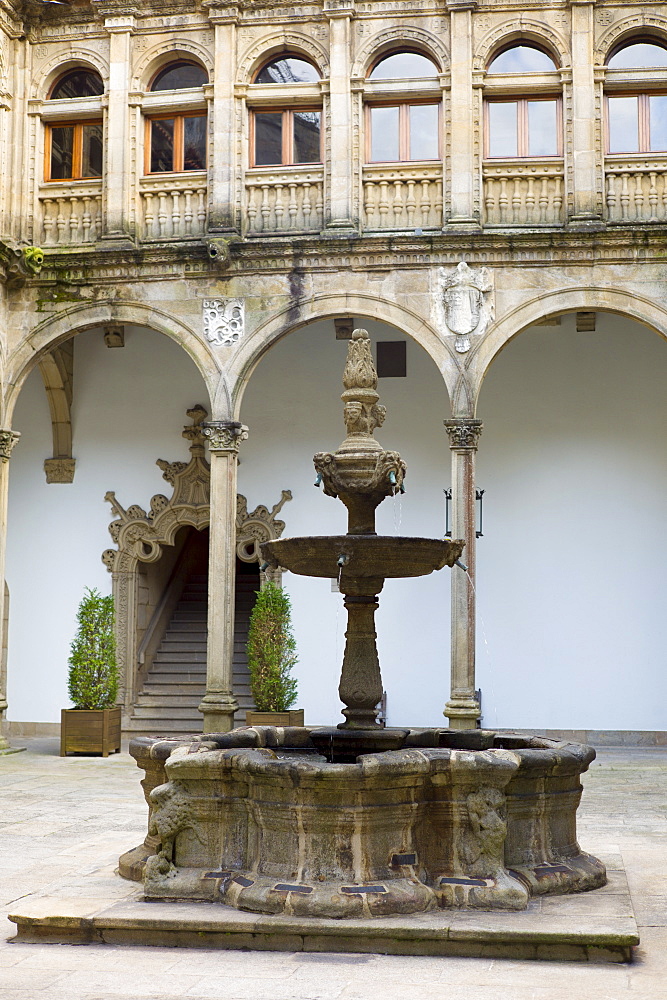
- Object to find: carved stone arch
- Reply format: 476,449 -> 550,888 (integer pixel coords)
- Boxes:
595,14 -> 667,65
353,27 -> 449,79
37,339 -> 75,484
238,33 -> 329,84
475,20 -> 568,72
37,48 -> 110,97
101,405 -> 292,722
3,299 -> 220,428
133,42 -> 214,91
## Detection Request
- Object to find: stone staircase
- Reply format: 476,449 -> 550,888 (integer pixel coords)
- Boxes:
124,572 -> 257,737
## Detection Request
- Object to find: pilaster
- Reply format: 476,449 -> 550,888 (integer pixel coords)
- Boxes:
446,0 -> 480,229
205,4 -> 240,232
324,2 -> 355,231
568,0 -> 602,224
0,430 -> 19,749
103,14 -> 136,241
199,420 -> 248,732
443,418 -> 482,729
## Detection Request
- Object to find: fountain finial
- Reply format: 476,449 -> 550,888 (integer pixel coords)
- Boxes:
313,329 -> 405,534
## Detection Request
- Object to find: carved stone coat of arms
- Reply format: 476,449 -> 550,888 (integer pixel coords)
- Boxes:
435,261 -> 494,353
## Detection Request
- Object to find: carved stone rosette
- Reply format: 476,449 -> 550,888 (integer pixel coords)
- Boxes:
0,430 -> 20,462
201,421 -> 249,453
444,418 -> 483,451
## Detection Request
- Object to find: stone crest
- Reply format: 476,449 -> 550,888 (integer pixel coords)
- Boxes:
202,299 -> 245,347
435,262 -> 494,354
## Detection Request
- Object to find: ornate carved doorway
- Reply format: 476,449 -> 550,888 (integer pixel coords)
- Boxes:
102,406 -> 291,734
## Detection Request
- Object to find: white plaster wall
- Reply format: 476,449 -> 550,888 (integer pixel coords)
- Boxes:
239,319 -> 453,728
476,313 -> 667,731
6,327 -> 208,723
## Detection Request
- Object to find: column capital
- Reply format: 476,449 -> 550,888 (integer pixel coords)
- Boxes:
202,421 -> 248,453
444,418 -> 483,451
0,430 -> 20,462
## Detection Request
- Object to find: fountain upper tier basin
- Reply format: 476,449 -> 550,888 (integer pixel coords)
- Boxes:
261,535 -> 465,580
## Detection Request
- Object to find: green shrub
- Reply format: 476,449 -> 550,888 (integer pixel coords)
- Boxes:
246,582 -> 298,712
67,588 -> 118,710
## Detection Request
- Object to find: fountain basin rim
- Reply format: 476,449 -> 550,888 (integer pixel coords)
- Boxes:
261,535 -> 465,579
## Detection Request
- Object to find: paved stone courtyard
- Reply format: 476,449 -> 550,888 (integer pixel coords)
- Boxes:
1,739 -> 666,999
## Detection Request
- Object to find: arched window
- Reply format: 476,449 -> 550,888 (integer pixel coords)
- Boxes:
45,68 -> 104,181
146,61 -> 208,174
605,41 -> 667,153
365,50 -> 441,163
250,54 -> 322,167
485,44 -> 561,158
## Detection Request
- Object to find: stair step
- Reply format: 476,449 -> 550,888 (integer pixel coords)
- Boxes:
154,652 -> 207,663
136,695 -> 203,708
132,706 -> 202,720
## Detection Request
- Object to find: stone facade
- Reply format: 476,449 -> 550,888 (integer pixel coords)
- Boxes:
1,0 -> 667,734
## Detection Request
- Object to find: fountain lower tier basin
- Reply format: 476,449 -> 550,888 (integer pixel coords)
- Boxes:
128,728 -> 606,918
261,536 -> 465,580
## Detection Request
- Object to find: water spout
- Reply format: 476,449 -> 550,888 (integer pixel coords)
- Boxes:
455,559 -> 468,572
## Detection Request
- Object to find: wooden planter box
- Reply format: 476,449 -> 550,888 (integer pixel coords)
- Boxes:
60,707 -> 122,757
245,709 -> 304,727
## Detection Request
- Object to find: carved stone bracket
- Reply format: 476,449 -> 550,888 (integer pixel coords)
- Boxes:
201,420 -> 249,453
0,430 -> 20,462
444,418 -> 483,451
44,458 -> 76,484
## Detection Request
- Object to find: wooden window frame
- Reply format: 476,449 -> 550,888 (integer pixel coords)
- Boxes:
250,108 -> 322,168
604,92 -> 667,153
365,101 -> 441,163
144,111 -> 207,175
484,97 -> 562,159
44,119 -> 103,181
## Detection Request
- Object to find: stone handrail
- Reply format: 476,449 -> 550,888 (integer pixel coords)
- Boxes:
244,166 -> 324,234
362,163 -> 443,231
38,181 -> 103,245
139,173 -> 207,240
604,156 -> 667,223
482,159 -> 564,227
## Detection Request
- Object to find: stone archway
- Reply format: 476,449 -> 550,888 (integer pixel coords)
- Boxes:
101,405 -> 291,730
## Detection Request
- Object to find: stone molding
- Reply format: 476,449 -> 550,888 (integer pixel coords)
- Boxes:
444,418 -> 483,450
201,420 -> 249,453
0,430 -> 20,462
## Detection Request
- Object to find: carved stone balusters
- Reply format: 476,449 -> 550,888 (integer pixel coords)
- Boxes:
444,418 -> 482,730
199,420 -> 248,732
0,430 -> 19,749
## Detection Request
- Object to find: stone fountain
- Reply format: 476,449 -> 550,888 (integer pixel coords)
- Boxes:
128,329 -> 606,918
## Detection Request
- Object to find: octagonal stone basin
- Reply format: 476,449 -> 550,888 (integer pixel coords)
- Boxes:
130,728 -> 606,918
261,536 -> 465,580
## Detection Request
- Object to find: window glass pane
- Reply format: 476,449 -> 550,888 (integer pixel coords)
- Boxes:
50,126 -> 74,179
255,112 -> 283,165
293,110 -> 321,163
527,100 -> 558,155
487,102 -> 518,157
607,96 -> 639,152
409,104 -> 439,159
649,95 -> 667,151
488,46 -> 557,73
152,62 -> 207,91
50,70 -> 104,99
256,58 -> 320,83
81,123 -> 103,176
608,43 -> 667,69
183,116 -> 206,170
370,106 -> 400,161
369,52 -> 438,80
150,118 -> 175,171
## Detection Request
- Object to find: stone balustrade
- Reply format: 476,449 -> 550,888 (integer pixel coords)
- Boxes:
362,164 -> 443,231
482,160 -> 564,227
139,174 -> 208,240
605,158 -> 667,223
38,182 -> 103,245
244,167 -> 324,234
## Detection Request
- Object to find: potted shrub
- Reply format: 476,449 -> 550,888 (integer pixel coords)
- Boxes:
60,587 -> 121,756
245,581 -> 302,726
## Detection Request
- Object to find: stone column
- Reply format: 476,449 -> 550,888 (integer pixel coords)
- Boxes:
569,0 -> 601,223
199,421 -> 248,733
325,5 -> 355,231
446,0 -> 479,228
444,418 -> 482,729
206,6 -> 239,232
103,13 -> 136,240
0,429 -> 19,749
